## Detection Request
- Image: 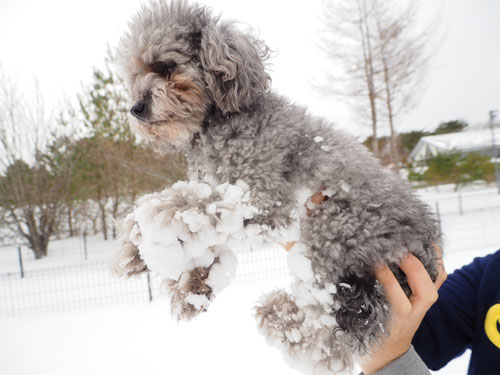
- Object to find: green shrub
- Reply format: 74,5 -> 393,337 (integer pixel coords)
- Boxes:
408,152 -> 494,187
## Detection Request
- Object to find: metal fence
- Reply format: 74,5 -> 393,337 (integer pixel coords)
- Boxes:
1,186 -> 499,317
0,262 -> 151,315
0,233 -> 289,316
418,187 -> 500,217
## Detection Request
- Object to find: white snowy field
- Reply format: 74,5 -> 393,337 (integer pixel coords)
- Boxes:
1,184 -> 499,375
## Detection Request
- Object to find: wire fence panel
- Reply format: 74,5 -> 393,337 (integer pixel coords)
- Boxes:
1,187 -> 499,317
0,262 -> 150,316
417,187 -> 500,216
233,246 -> 290,285
0,234 -> 114,274
0,245 -> 290,316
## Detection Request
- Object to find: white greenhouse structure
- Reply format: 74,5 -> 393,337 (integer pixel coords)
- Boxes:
408,128 -> 500,164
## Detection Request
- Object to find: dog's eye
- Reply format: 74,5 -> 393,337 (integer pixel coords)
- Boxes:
162,60 -> 177,75
150,60 -> 177,78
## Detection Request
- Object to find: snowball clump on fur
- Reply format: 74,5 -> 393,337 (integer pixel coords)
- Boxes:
121,180 -> 265,318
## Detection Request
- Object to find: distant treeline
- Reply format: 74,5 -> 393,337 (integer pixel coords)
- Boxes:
0,58 -> 186,258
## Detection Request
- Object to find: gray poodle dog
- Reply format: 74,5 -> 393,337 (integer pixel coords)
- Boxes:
114,1 -> 441,372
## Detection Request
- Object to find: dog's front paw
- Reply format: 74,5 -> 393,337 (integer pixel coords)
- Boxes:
166,248 -> 237,320
113,214 -> 148,277
113,240 -> 148,277
166,265 -> 214,321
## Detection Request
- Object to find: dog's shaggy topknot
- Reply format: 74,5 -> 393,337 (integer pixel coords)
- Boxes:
117,0 -> 271,116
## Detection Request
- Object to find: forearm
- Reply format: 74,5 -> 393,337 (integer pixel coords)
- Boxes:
360,346 -> 430,375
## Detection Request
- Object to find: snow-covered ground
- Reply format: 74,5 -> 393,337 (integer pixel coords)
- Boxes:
1,184 -> 500,375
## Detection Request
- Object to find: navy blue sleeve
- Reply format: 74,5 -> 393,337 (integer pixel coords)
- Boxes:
412,254 -> 489,370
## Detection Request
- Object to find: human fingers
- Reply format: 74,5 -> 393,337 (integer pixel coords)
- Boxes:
375,264 -> 411,315
399,253 -> 438,316
363,263 -> 428,375
432,243 -> 447,289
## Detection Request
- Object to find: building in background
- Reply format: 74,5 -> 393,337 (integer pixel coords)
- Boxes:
408,128 -> 500,164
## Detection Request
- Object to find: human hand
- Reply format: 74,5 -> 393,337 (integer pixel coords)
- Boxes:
360,246 -> 447,374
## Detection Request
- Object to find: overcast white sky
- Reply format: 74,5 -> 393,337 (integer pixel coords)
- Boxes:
0,0 -> 499,139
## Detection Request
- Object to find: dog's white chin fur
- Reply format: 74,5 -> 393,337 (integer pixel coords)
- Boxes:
130,118 -> 200,151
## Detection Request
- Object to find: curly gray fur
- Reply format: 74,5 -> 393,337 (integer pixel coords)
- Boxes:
117,1 -> 442,372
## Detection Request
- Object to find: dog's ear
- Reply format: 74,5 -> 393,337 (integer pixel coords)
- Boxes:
199,23 -> 271,114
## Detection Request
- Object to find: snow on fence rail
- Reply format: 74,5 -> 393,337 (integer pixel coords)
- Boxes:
1,186 -> 499,316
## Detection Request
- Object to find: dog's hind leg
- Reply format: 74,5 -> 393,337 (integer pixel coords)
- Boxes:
334,273 -> 390,354
255,288 -> 354,374
255,289 -> 305,348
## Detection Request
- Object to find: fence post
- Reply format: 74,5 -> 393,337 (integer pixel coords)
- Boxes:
146,272 -> 153,302
458,193 -> 463,215
82,231 -> 88,261
17,246 -> 24,279
435,201 -> 442,232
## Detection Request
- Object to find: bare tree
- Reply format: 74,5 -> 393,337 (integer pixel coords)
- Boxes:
318,0 -> 439,167
372,0 -> 440,169
0,71 -> 75,258
319,0 -> 382,157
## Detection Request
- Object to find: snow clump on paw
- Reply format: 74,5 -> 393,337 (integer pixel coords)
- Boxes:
124,180 -> 258,319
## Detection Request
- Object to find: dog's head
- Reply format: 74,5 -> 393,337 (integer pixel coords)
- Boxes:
117,0 -> 270,153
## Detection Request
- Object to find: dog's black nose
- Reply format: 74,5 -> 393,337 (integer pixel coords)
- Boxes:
130,101 -> 146,121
